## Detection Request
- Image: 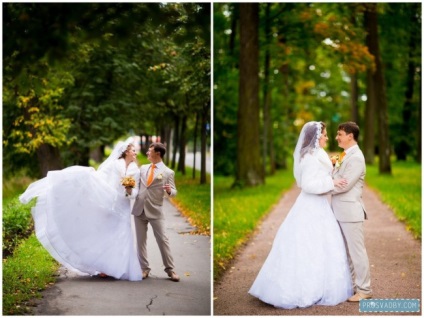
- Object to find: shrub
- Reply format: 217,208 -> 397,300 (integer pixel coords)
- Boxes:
3,197 -> 35,257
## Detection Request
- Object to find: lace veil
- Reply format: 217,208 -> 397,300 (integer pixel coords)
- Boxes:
98,137 -> 134,174
293,121 -> 323,187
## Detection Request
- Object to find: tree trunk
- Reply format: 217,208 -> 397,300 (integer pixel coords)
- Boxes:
171,115 -> 180,170
229,4 -> 239,55
363,70 -> 376,164
350,73 -> 360,124
349,9 -> 360,125
178,114 -> 187,175
363,8 -> 376,165
365,4 -> 391,174
36,144 -> 63,178
395,31 -> 416,161
192,111 -> 199,179
200,102 -> 209,185
262,3 -> 275,176
163,127 -> 172,165
234,3 -> 264,187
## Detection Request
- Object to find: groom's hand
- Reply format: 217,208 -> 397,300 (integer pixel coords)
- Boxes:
163,184 -> 171,195
333,178 -> 348,188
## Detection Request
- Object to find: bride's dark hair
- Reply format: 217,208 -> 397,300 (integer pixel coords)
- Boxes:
118,143 -> 134,159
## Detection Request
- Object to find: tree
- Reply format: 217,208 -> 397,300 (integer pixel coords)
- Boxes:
3,3 -> 210,179
364,4 -> 391,174
234,3 -> 264,187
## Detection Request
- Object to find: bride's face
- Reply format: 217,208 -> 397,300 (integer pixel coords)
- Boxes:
319,128 -> 328,148
127,146 -> 137,162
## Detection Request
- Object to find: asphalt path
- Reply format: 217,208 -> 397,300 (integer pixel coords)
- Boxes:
32,199 -> 211,315
214,185 -> 421,315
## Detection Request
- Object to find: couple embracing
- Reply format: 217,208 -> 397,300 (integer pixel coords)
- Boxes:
249,121 -> 372,309
20,141 -> 180,282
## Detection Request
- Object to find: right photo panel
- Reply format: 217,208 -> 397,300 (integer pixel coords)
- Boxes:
213,2 -> 421,315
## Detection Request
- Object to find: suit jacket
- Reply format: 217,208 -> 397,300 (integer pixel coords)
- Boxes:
331,146 -> 367,222
131,162 -> 177,219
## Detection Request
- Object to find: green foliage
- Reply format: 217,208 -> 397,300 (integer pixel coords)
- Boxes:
3,234 -> 60,315
2,198 -> 35,257
213,168 -> 294,280
214,3 -> 421,176
3,3 -> 210,174
366,160 -> 421,239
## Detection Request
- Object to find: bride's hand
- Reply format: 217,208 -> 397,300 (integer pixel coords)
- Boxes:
333,178 -> 347,188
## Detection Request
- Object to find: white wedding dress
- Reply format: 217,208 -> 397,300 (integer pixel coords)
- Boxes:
20,158 -> 142,281
248,148 -> 353,308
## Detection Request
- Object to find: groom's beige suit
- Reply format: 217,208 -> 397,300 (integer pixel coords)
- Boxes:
331,145 -> 372,295
132,162 -> 177,274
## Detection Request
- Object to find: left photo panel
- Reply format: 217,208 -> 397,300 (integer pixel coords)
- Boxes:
3,3 -> 211,315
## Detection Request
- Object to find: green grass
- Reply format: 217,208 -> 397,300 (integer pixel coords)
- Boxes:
172,167 -> 211,235
3,234 -> 60,315
365,160 -> 421,239
3,172 -> 35,205
213,168 -> 294,280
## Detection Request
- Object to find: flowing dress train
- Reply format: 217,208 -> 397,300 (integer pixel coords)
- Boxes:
20,159 -> 142,281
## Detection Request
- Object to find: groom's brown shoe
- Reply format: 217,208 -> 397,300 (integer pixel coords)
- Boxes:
168,271 -> 180,282
348,292 -> 372,302
142,270 -> 150,279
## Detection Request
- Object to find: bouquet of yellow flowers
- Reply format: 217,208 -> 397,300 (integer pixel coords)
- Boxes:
121,176 -> 136,188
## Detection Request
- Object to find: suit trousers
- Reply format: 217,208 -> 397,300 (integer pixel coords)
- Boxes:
338,221 -> 372,295
134,211 -> 175,274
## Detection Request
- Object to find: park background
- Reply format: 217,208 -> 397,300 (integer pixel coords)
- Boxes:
213,3 -> 421,281
2,3 -> 211,314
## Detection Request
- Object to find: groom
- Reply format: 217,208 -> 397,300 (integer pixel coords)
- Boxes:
331,122 -> 372,302
131,142 -> 180,282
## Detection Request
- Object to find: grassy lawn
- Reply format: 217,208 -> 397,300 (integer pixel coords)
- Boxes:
213,168 -> 294,280
3,235 -> 60,315
172,167 -> 211,235
365,160 -> 421,239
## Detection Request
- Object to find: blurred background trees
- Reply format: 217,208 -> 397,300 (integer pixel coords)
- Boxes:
3,3 -> 210,182
214,3 -> 421,185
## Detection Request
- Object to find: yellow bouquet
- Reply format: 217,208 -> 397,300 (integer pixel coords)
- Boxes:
121,176 -> 136,188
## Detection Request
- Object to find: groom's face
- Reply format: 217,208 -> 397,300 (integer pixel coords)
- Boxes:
336,130 -> 352,149
147,147 -> 161,162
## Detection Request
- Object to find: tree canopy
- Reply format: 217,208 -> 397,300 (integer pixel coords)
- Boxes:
214,3 -> 421,180
3,3 -> 210,179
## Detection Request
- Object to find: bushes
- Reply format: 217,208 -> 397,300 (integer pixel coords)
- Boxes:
3,197 -> 35,257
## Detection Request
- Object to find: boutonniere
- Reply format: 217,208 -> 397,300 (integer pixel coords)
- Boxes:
331,154 -> 343,169
157,174 -> 163,180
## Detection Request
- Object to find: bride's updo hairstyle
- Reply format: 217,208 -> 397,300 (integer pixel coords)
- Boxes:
118,143 -> 134,159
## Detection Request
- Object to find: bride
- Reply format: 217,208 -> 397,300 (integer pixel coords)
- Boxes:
19,138 -> 142,281
248,121 -> 353,308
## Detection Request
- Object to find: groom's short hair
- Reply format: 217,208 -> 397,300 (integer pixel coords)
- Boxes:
338,122 -> 359,141
149,142 -> 166,158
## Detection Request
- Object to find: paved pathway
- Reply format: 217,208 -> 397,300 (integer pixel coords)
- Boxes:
32,199 -> 211,315
214,185 -> 421,315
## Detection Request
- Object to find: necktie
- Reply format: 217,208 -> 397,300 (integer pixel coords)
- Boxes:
340,151 -> 346,162
147,164 -> 155,186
